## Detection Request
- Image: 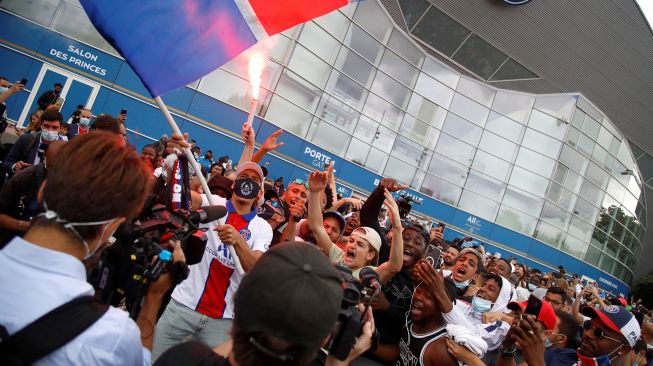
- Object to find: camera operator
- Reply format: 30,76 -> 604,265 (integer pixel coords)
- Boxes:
155,242 -> 375,366
0,132 -> 181,364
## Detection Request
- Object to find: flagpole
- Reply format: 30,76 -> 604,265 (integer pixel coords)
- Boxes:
154,96 -> 245,275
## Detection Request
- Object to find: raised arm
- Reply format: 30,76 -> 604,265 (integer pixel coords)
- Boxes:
375,189 -> 403,285
238,123 -> 256,165
0,81 -> 23,105
307,171 -> 335,255
252,129 -> 284,163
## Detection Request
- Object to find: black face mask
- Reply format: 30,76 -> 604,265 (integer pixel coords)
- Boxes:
234,178 -> 261,199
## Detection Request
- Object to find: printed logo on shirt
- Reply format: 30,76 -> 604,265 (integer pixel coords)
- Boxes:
240,228 -> 252,241
603,305 -> 619,314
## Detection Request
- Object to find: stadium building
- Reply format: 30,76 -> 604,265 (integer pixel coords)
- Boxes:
2,0 -> 652,295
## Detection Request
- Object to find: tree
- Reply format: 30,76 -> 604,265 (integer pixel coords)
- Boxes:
630,272 -> 653,309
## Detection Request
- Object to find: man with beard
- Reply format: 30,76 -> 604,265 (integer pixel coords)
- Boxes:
152,161 -> 272,360
440,243 -> 460,271
516,305 -> 640,366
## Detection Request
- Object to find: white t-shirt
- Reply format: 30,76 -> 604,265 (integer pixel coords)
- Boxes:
171,194 -> 272,319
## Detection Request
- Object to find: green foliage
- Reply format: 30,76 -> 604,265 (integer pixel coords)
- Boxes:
631,272 -> 653,308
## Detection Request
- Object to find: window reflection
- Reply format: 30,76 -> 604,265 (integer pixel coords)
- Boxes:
387,29 -> 425,67
345,138 -> 370,166
420,174 -> 462,205
449,93 -> 489,127
365,147 -> 389,173
379,50 -> 419,88
307,118 -> 352,156
428,153 -> 469,186
496,205 -> 537,236
492,92 -> 534,124
458,190 -> 499,221
442,112 -> 483,145
485,112 -> 525,143
562,234 -> 588,258
298,22 -> 341,64
509,166 -> 549,198
435,133 -> 476,166
384,157 -> 417,185
264,95 -> 312,137
391,135 -> 430,167
275,70 -> 321,114
371,71 -> 411,109
515,147 -> 556,179
502,186 -> 544,217
335,47 -> 376,87
528,110 -> 567,140
352,0 -> 392,42
535,221 -> 564,247
325,71 -> 368,111
414,72 -> 455,109
472,150 -> 512,182
521,128 -> 562,159
478,130 -> 519,163
288,45 -> 331,88
344,24 -> 384,65
464,171 -> 506,201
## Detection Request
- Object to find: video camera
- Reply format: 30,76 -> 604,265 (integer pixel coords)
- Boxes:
90,203 -> 226,318
395,192 -> 420,220
328,265 -> 381,361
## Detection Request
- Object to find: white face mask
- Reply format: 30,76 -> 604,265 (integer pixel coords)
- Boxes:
41,130 -> 59,142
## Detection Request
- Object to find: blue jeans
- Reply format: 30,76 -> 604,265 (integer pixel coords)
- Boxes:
152,299 -> 233,361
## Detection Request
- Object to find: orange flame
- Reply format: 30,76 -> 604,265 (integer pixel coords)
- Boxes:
248,53 -> 265,100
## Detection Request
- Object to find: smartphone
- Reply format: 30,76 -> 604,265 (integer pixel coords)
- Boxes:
120,108 -> 127,115
424,245 -> 442,269
20,78 -> 28,85
54,97 -> 64,108
227,159 -> 232,165
525,295 -> 543,316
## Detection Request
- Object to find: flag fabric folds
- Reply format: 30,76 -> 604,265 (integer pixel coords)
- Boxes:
80,0 -> 351,97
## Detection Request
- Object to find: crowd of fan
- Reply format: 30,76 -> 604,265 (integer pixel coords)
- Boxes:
0,80 -> 652,366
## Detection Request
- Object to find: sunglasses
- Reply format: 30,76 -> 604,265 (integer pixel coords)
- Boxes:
291,179 -> 309,189
582,320 -> 624,344
265,200 -> 281,208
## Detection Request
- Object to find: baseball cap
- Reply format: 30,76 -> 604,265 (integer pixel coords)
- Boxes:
323,211 -> 345,234
154,340 -> 223,365
582,305 -> 641,347
458,247 -> 485,265
263,188 -> 287,207
507,296 -> 557,331
352,227 -> 382,253
235,162 -> 264,184
234,242 -> 343,350
403,223 -> 430,246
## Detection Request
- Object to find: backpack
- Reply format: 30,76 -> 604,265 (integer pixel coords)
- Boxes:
0,296 -> 109,365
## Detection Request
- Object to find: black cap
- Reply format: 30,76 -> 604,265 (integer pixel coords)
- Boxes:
234,243 -> 343,349
323,211 -> 346,234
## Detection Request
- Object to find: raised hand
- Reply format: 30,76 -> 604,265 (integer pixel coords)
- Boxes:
379,178 -> 408,192
308,171 -> 328,192
241,123 -> 256,146
261,129 -> 284,152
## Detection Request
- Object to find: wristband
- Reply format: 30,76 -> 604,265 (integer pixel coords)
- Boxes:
498,345 -> 517,359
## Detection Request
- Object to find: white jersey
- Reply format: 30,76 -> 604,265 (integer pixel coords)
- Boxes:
171,195 -> 272,319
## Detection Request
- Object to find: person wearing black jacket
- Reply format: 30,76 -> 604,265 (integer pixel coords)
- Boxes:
360,178 -> 430,364
36,83 -> 62,110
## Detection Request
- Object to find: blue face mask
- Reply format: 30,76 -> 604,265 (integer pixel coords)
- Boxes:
454,278 -> 470,289
79,117 -> 90,126
0,86 -> 8,94
471,296 -> 493,313
544,338 -> 552,348
41,130 -> 59,142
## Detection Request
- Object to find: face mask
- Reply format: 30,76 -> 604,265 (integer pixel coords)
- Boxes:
576,344 -> 624,366
633,355 -> 641,366
79,117 -> 90,126
41,130 -> 59,142
0,86 -> 8,94
234,178 -> 261,199
454,278 -> 470,289
256,203 -> 276,220
528,283 -> 537,291
544,338 -> 553,348
471,296 -> 493,313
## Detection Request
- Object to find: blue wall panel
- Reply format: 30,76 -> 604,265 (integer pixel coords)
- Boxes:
0,11 -> 631,295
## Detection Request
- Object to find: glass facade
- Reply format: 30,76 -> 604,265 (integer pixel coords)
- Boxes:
5,0 -> 644,284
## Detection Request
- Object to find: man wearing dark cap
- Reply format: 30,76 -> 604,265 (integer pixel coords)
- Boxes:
524,305 -> 641,366
154,243 -> 375,366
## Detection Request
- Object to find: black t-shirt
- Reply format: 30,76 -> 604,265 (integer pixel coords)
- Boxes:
154,341 -> 231,366
0,164 -> 45,247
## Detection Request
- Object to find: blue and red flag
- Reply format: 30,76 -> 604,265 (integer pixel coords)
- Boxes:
80,0 -> 353,97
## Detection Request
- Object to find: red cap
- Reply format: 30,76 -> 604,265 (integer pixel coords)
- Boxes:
507,298 -> 557,331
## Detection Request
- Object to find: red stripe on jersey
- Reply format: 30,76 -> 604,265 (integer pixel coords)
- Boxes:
195,211 -> 251,318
